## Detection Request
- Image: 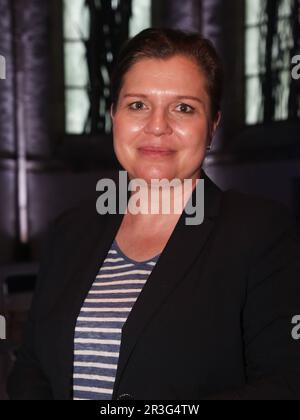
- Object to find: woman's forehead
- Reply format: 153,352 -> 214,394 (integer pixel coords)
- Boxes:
120,56 -> 207,97
125,55 -> 202,78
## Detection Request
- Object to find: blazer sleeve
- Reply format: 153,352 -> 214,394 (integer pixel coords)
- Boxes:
7,222 -> 57,400
207,205 -> 300,400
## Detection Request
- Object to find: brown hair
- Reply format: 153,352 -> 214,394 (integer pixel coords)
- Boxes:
110,28 -> 223,120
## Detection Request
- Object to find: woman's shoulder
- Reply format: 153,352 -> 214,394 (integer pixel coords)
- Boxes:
221,187 -> 294,222
204,172 -> 295,230
47,199 -> 107,243
54,198 -> 103,225
219,188 -> 299,245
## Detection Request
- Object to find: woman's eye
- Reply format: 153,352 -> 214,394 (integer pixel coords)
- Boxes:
129,102 -> 146,111
176,103 -> 195,114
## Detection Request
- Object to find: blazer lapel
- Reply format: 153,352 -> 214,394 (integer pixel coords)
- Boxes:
58,203 -> 124,399
58,171 -> 134,398
112,171 -> 223,399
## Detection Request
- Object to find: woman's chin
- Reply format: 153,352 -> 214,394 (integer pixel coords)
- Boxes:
131,167 -> 177,184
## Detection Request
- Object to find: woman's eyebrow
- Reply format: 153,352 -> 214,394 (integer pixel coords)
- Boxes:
175,95 -> 205,105
123,94 -> 148,99
123,93 -> 204,105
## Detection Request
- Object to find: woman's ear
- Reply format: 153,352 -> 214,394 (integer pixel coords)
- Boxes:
212,111 -> 221,136
110,104 -> 115,121
207,112 -> 222,150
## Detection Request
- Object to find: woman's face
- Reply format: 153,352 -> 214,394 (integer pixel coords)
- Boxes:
111,55 -> 220,184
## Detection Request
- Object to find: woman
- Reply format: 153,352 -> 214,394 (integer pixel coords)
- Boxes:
8,28 -> 300,400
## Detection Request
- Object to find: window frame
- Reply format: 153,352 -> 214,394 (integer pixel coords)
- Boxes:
244,0 -> 295,126
216,0 -> 300,160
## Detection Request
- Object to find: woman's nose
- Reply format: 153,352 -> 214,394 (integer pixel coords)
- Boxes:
144,109 -> 173,136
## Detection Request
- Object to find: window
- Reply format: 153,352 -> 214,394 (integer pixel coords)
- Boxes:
245,0 -> 298,125
63,0 -> 151,135
130,0 -> 151,38
63,0 -> 90,134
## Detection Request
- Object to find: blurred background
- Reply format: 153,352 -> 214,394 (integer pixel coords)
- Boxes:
0,0 -> 299,400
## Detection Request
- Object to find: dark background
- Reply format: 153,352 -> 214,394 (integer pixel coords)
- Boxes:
0,0 -> 299,400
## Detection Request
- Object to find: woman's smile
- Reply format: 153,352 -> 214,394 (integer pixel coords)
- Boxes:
138,146 -> 176,158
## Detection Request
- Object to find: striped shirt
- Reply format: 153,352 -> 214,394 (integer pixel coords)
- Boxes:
73,239 -> 161,400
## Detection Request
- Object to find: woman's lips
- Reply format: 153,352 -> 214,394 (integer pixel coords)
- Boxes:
138,147 -> 175,157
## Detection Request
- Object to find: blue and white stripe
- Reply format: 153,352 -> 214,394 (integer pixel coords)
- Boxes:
73,240 -> 161,400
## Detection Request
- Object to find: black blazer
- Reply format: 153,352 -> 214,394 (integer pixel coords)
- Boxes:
8,172 -> 300,400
